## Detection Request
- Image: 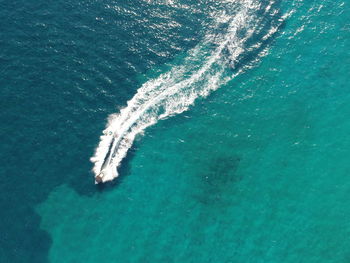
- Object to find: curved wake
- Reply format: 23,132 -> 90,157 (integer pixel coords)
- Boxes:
91,0 -> 289,183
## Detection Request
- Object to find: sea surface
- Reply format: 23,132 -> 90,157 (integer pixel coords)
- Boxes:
1,0 -> 350,262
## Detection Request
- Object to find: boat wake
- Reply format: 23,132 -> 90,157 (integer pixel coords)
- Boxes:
90,0 -> 290,183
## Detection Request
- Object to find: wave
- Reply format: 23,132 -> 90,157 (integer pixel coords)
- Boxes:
90,0 -> 289,183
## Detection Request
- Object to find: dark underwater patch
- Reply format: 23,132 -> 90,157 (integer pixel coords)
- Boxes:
191,154 -> 242,206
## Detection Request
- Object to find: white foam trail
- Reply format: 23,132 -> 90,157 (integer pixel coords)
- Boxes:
91,0 -> 286,183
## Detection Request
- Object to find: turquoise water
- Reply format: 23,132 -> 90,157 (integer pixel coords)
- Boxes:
1,0 -> 350,262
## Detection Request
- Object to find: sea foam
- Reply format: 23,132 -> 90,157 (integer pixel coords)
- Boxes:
91,0 -> 286,183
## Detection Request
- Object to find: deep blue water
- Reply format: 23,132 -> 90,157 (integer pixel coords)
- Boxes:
1,0 -> 350,262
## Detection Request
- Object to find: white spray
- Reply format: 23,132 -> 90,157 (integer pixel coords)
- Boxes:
91,0 -> 286,183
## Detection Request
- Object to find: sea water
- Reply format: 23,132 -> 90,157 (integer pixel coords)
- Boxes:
1,0 -> 350,262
